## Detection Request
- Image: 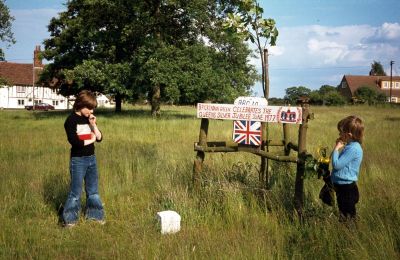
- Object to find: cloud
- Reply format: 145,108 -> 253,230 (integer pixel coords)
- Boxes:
269,23 -> 399,68
363,22 -> 400,43
255,23 -> 400,97
307,39 -> 348,64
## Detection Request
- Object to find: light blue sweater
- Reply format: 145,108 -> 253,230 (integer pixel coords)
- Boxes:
331,141 -> 363,184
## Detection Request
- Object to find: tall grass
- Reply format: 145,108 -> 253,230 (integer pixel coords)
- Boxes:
0,105 -> 399,259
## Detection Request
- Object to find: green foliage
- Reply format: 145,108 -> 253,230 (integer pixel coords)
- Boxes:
355,86 -> 387,105
284,86 -> 311,105
309,85 -> 346,106
369,60 -> 386,76
223,0 -> 278,47
64,60 -> 133,97
0,0 -> 15,60
40,0 -> 257,109
324,91 -> 346,106
0,75 -> 8,85
222,0 -> 278,97
139,43 -> 255,104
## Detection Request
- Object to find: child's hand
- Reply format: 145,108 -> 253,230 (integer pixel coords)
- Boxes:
334,138 -> 345,151
89,115 -> 96,125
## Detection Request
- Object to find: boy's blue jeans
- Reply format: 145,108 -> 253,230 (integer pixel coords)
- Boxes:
62,155 -> 104,224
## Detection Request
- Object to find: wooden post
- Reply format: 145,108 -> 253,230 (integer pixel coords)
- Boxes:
294,98 -> 310,218
283,123 -> 290,156
193,118 -> 209,189
260,48 -> 270,189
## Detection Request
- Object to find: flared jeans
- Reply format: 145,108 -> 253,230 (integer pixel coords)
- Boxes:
62,155 -> 104,224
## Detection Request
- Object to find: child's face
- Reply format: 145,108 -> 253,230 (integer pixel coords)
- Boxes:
79,107 -> 94,118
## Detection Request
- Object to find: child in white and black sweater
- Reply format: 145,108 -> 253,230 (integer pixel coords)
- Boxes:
62,90 -> 105,227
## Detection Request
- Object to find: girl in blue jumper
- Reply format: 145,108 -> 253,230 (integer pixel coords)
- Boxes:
331,115 -> 364,222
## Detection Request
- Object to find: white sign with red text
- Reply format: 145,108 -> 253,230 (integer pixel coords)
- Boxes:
197,103 -> 302,124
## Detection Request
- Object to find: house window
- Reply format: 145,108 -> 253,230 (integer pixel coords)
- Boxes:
16,86 -> 26,93
52,100 -> 59,106
382,82 -> 389,89
52,88 -> 58,93
18,99 -> 25,106
395,82 -> 400,89
341,81 -> 347,88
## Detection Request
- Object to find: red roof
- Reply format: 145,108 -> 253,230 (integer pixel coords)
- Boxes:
343,75 -> 400,96
0,61 -> 42,86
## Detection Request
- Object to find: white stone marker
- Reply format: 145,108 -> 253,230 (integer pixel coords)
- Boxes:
156,210 -> 181,234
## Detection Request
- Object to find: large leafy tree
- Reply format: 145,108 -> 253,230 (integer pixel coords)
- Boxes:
0,0 -> 15,85
369,60 -> 386,76
40,0 -> 257,114
284,86 -> 311,105
40,0 -> 145,112
0,0 -> 15,61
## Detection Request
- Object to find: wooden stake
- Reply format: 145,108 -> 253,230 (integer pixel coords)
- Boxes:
294,98 -> 310,219
193,118 -> 209,189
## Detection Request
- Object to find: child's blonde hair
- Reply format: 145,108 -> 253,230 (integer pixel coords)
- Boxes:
337,115 -> 364,144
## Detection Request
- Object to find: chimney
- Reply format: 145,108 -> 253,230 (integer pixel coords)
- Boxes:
33,45 -> 43,68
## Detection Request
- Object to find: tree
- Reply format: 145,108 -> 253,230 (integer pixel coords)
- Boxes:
284,86 -> 311,105
309,85 -> 346,106
40,0 -> 257,114
140,43 -> 256,105
0,0 -> 15,61
40,0 -> 145,112
324,91 -> 346,106
355,86 -> 386,105
369,61 -> 386,76
222,0 -> 278,98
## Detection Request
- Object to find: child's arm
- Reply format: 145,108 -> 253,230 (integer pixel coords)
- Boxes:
331,145 -> 359,170
65,118 -> 85,147
89,115 -> 102,141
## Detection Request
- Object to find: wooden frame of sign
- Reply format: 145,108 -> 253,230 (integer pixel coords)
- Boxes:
193,97 -> 312,217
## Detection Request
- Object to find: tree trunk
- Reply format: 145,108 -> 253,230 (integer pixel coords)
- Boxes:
151,84 -> 161,117
115,93 -> 122,113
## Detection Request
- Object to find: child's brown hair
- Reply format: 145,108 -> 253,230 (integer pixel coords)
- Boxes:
337,115 -> 364,144
73,90 -> 97,111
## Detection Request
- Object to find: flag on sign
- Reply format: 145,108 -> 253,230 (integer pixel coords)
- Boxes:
233,120 -> 262,146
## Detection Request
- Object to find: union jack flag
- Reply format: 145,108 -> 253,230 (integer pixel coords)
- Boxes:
233,120 -> 262,146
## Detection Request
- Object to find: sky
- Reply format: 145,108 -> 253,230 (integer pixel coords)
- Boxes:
1,0 -> 400,98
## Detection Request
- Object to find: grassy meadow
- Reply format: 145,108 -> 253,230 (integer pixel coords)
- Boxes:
0,104 -> 399,259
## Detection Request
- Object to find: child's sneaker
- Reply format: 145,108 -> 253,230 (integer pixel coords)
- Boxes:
87,218 -> 106,225
63,222 -> 76,228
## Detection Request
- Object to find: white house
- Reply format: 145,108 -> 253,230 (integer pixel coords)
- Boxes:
0,45 -> 114,109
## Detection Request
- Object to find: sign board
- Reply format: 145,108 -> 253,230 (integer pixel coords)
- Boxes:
234,96 -> 268,106
197,103 -> 302,124
232,97 -> 266,146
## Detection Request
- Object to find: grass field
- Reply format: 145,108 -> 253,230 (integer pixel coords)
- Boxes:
0,105 -> 399,259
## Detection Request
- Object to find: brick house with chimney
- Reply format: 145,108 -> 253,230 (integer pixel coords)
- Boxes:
0,46 -> 71,109
339,75 -> 400,103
